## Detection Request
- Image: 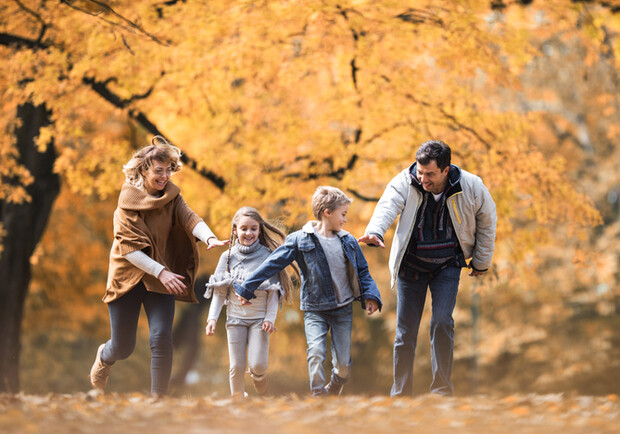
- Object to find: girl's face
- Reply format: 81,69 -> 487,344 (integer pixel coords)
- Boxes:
235,216 -> 261,246
143,160 -> 173,196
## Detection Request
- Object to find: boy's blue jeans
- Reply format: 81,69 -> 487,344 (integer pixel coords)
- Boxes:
304,303 -> 353,396
391,266 -> 461,397
101,281 -> 175,395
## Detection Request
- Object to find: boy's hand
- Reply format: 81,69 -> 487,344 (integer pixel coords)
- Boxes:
205,319 -> 217,335
262,321 -> 277,334
235,292 -> 251,305
365,299 -> 379,315
357,234 -> 385,248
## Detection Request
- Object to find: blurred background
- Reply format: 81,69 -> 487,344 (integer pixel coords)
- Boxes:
1,0 -> 619,397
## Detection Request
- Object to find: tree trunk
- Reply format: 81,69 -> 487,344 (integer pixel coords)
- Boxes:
0,103 -> 59,393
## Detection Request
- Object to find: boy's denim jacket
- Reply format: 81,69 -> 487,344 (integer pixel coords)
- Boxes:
234,222 -> 382,312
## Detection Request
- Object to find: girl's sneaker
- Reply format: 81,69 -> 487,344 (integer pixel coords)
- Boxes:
253,377 -> 268,396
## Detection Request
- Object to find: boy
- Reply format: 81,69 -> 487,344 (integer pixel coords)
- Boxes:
234,186 -> 382,396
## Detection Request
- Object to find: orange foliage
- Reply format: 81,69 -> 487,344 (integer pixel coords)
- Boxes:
2,1 -> 609,259
1,393 -> 619,433
3,0 -> 620,395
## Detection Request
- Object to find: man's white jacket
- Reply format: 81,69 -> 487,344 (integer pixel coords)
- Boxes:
364,164 -> 497,289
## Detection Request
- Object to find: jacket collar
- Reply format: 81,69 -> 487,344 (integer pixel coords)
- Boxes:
409,162 -> 462,194
302,221 -> 350,238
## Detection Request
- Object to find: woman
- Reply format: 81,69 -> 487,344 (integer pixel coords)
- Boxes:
89,136 -> 227,396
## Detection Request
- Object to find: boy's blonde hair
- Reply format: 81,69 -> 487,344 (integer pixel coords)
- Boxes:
311,186 -> 352,220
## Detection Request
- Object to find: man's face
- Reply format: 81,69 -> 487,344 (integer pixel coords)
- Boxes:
416,160 -> 449,194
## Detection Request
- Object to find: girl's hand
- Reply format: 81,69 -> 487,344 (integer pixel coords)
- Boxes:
205,320 -> 217,336
262,321 -> 276,334
206,237 -> 229,250
158,269 -> 186,295
235,292 -> 251,305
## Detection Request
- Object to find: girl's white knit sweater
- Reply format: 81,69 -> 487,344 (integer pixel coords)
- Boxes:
205,240 -> 282,324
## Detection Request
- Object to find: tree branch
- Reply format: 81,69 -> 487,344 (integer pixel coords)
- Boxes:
82,76 -> 226,191
360,121 -> 408,146
60,0 -> 170,46
155,0 -> 187,19
403,92 -> 494,150
395,8 -> 445,26
0,33 -> 46,49
283,154 -> 358,181
13,0 -> 48,43
347,188 -> 379,202
438,107 -> 494,150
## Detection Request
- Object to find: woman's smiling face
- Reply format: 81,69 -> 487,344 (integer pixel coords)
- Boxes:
143,160 -> 173,196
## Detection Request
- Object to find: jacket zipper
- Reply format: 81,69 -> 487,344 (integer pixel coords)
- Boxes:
449,191 -> 463,224
394,194 -> 423,282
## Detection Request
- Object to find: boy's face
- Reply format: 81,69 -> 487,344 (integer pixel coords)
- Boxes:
322,204 -> 349,233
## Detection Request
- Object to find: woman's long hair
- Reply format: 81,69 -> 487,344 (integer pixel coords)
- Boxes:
122,136 -> 182,189
227,206 -> 299,303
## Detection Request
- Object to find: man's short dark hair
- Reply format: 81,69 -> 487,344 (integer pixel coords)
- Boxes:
415,140 -> 451,170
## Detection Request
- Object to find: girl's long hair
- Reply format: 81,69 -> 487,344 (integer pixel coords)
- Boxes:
122,136 -> 182,189
227,207 -> 299,303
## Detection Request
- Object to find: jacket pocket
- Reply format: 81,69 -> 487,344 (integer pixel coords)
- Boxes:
298,242 -> 316,252
298,241 -> 330,307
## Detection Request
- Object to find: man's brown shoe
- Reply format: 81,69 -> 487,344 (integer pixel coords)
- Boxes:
89,344 -> 112,391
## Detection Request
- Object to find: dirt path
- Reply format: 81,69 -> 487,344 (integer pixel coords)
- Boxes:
1,393 -> 618,433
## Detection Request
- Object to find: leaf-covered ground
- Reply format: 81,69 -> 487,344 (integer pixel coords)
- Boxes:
1,393 -> 619,433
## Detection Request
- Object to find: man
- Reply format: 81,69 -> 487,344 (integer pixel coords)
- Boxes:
358,140 -> 496,397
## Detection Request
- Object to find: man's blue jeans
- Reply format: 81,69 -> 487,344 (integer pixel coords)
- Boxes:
391,266 -> 461,397
304,303 -> 353,396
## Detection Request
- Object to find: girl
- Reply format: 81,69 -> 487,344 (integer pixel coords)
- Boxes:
89,136 -> 228,396
204,207 -> 298,397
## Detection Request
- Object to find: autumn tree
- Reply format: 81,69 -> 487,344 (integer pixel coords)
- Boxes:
1,0 -> 616,393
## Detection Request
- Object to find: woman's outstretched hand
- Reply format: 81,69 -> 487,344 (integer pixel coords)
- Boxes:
206,237 -> 229,250
158,269 -> 187,295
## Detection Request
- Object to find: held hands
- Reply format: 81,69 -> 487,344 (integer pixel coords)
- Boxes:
365,299 -> 380,315
158,269 -> 187,295
262,321 -> 277,334
205,319 -> 217,336
206,237 -> 229,250
236,292 -> 251,305
357,234 -> 385,248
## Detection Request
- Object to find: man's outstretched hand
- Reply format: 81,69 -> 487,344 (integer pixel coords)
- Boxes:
357,233 -> 385,248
